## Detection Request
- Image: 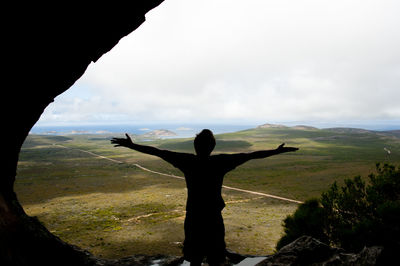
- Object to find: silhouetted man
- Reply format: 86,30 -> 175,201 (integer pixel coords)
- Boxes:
111,129 -> 298,265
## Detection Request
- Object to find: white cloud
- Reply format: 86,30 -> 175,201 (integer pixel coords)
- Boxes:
38,0 -> 400,126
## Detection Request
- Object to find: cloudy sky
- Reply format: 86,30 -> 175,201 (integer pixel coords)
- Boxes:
37,0 -> 400,128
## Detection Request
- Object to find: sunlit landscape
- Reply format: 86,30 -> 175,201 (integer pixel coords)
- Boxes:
16,125 -> 400,258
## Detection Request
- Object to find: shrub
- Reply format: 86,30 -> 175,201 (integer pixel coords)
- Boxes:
276,199 -> 327,250
277,163 -> 400,252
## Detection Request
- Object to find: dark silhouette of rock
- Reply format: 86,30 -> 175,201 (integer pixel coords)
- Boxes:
256,236 -> 384,266
1,2 -> 163,265
99,254 -> 184,266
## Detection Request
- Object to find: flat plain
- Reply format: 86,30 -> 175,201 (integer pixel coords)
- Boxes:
15,126 -> 400,258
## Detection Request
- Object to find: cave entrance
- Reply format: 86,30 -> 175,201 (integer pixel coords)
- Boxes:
16,1 -> 305,259
9,1 -> 398,265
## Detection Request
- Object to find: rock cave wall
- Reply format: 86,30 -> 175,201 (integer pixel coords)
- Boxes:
1,3 -> 164,265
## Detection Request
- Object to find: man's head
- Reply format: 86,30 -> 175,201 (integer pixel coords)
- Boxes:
194,129 -> 216,157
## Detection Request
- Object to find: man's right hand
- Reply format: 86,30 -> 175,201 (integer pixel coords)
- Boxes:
276,143 -> 299,153
111,133 -> 134,148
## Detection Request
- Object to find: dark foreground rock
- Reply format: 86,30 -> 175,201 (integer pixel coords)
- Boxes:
95,249 -> 246,266
81,236 -> 387,266
256,236 -> 385,266
61,236 -> 389,266
1,3 -> 165,266
98,255 -> 184,266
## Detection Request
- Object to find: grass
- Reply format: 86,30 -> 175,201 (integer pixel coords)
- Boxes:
14,127 -> 400,258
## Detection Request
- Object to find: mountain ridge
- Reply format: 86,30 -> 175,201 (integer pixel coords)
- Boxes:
257,122 -> 399,135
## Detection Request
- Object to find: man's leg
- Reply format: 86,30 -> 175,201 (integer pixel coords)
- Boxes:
206,213 -> 227,266
189,260 -> 202,266
183,214 -> 205,265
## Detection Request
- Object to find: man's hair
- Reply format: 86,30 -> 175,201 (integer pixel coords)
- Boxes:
194,129 -> 216,156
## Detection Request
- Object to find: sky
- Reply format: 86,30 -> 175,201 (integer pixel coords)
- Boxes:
37,0 -> 400,128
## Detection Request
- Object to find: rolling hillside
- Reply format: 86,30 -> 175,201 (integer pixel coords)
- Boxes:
14,125 -> 400,258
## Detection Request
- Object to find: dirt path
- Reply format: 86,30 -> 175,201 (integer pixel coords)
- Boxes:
54,144 -> 303,204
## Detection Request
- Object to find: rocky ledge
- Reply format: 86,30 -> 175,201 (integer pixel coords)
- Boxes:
256,236 -> 385,266
89,236 -> 390,266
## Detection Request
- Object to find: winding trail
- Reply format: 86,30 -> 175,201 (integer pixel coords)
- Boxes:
54,144 -> 303,204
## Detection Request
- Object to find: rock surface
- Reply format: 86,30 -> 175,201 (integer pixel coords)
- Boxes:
1,3 -> 165,266
79,237 -> 387,266
256,236 -> 384,266
99,255 -> 184,266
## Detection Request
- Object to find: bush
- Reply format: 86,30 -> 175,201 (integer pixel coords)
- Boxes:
276,199 -> 327,250
277,163 -> 400,252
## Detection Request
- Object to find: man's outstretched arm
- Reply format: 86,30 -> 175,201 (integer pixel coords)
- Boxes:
227,143 -> 298,169
111,134 -> 189,170
248,143 -> 298,160
111,133 -> 165,157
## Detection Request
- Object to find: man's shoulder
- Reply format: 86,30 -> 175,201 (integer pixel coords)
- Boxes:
210,153 -> 234,161
160,151 -> 195,171
178,152 -> 196,158
211,153 -> 242,158
164,150 -> 194,157
167,151 -> 196,162
210,153 -> 249,165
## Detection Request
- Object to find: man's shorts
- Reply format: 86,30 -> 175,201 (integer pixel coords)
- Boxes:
183,211 -> 226,264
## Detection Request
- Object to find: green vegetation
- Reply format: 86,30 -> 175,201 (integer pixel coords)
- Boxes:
277,163 -> 400,252
15,126 -> 400,258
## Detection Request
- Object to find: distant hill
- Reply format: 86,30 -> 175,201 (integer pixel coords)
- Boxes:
257,123 -> 288,129
257,123 -> 317,131
324,127 -> 373,134
142,129 -> 177,138
382,130 -> 400,138
256,123 -> 400,134
291,125 -> 318,130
